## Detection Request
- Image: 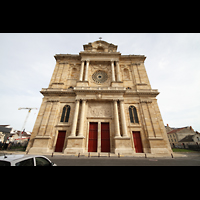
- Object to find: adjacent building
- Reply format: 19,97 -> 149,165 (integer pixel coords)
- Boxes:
0,125 -> 12,143
166,125 -> 199,147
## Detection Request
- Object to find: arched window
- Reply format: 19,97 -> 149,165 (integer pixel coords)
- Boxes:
129,106 -> 139,123
60,105 -> 71,122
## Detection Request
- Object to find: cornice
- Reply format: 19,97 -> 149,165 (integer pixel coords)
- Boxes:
40,87 -> 126,96
40,88 -> 76,96
79,51 -> 121,56
79,51 -> 121,62
74,86 -> 126,93
40,88 -> 159,97
120,55 -> 146,62
125,89 -> 159,97
54,54 -> 80,61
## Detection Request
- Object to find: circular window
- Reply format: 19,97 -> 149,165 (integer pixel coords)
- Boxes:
92,70 -> 108,84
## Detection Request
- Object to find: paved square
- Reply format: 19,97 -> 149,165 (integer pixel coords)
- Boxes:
45,152 -> 200,166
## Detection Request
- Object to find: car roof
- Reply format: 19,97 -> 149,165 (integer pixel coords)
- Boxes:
0,155 -> 46,163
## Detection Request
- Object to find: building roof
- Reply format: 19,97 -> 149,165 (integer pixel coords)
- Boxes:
167,127 -> 186,134
179,135 -> 194,143
9,130 -> 31,137
0,126 -> 12,133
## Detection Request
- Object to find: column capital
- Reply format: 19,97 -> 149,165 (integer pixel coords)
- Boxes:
112,99 -> 124,102
119,99 -> 124,102
81,99 -> 87,102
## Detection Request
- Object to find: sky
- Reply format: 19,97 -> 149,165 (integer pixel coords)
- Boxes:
0,33 -> 200,132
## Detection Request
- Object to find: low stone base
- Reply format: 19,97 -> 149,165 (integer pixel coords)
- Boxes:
115,148 -> 133,155
114,137 -> 133,155
150,148 -> 172,155
64,148 -> 84,154
64,136 -> 85,154
27,136 -> 52,154
28,147 -> 52,154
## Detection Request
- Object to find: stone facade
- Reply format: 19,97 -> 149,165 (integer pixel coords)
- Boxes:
26,40 -> 172,156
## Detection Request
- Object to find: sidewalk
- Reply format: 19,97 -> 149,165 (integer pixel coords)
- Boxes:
2,150 -> 199,158
0,150 -> 26,155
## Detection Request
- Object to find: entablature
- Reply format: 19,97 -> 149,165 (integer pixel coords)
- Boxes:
41,87 -> 159,99
40,88 -> 76,96
125,89 -> 159,97
120,55 -> 146,62
54,54 -> 80,62
74,86 -> 126,93
79,51 -> 121,62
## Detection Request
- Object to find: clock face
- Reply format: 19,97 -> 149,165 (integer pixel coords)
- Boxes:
92,70 -> 108,84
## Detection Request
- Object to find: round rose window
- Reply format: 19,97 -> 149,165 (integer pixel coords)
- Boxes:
92,71 -> 108,84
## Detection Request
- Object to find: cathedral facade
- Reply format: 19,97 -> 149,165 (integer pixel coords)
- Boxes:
27,40 -> 172,156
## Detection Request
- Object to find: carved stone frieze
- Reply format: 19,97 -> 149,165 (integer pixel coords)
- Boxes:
87,101 -> 112,118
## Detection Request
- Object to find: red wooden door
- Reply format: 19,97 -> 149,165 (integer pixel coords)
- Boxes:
101,123 -> 110,152
88,122 -> 98,152
132,131 -> 143,153
55,131 -> 66,152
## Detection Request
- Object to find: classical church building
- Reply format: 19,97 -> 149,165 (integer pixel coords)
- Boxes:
27,39 -> 172,156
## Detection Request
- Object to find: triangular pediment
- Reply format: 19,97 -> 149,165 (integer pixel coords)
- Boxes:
83,40 -> 118,53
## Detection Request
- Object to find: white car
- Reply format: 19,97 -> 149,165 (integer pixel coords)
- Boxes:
0,154 -> 57,166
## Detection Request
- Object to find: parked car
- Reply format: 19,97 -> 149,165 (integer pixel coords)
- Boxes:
0,154 -> 57,166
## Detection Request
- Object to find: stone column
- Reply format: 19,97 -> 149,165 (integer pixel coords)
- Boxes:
79,61 -> 85,81
69,100 -> 80,137
84,60 -> 89,81
77,100 -> 86,137
111,61 -> 116,82
113,100 -> 121,138
119,100 -> 128,138
116,61 -> 121,81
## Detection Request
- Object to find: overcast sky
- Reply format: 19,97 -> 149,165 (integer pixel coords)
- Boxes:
0,33 -> 200,132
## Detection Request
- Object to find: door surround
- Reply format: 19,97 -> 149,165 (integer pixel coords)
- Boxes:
86,121 -> 111,153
